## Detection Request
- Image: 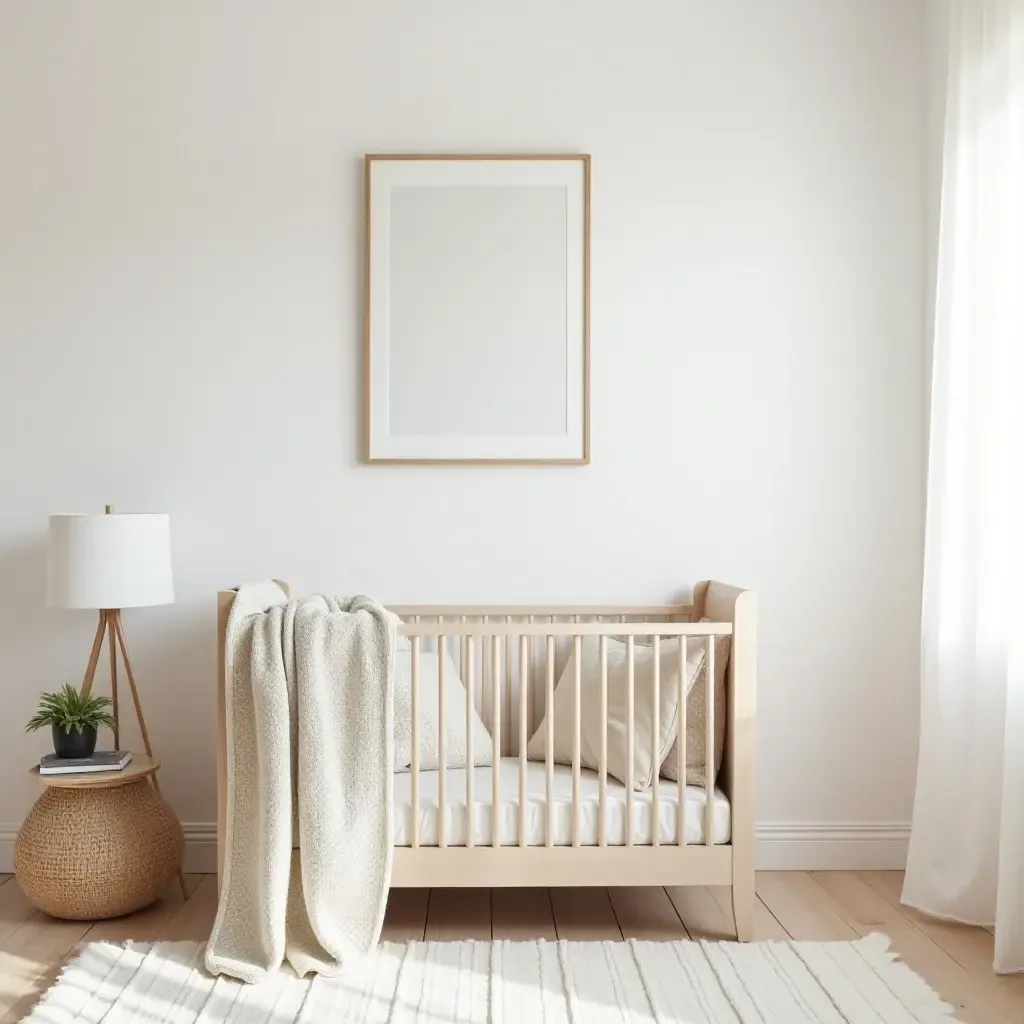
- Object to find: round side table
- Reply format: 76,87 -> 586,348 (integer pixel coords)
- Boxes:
14,755 -> 184,920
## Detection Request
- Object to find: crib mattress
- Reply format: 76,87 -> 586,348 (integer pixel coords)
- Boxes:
392,757 -> 731,847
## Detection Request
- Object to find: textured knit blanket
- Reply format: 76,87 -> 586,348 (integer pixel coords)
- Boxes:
205,582 -> 397,983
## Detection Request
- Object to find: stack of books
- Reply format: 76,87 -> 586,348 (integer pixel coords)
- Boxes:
39,750 -> 133,776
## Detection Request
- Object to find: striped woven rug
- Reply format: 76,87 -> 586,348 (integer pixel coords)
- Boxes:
25,934 -> 956,1022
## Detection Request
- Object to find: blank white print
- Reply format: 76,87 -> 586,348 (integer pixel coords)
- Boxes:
389,185 -> 567,438
366,157 -> 588,462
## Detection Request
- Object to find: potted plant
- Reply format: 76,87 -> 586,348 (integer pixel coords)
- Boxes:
26,684 -> 116,759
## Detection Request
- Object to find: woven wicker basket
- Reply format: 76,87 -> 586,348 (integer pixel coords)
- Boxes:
14,779 -> 184,920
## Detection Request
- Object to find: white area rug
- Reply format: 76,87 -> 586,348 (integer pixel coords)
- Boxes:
23,935 -> 957,1023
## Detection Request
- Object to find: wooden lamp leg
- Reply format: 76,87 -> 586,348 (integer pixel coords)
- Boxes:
111,610 -> 188,900
112,613 -> 156,761
107,614 -> 120,750
80,611 -> 107,699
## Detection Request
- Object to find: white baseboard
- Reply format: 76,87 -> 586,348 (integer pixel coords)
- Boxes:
0,821 -> 909,875
754,822 -> 910,871
180,824 -> 219,873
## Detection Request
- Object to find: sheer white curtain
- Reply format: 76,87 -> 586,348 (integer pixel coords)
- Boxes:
904,0 -> 1024,975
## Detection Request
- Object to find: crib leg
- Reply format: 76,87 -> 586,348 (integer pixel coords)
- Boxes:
731,874 -> 756,941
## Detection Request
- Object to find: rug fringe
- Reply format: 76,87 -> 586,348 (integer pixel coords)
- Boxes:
852,932 -> 959,1022
19,941 -> 203,1022
19,943 -> 109,1022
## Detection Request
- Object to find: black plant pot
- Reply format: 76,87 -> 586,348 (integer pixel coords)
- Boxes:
52,724 -> 97,759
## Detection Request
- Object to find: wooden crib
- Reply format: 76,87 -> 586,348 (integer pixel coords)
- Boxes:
216,580 -> 756,940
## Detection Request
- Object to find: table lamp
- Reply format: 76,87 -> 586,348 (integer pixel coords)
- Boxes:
46,505 -> 186,896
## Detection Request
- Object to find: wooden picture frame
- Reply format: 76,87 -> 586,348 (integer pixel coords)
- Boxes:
364,154 -> 591,464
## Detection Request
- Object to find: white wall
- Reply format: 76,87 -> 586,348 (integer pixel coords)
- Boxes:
0,0 -> 927,869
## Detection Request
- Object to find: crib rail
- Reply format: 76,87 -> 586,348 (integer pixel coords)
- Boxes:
397,621 -> 732,636
397,612 -> 729,853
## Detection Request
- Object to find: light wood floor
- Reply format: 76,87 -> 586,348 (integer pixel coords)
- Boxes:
1,871 -> 1021,1023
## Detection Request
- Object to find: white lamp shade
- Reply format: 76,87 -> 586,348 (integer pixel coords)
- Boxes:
46,514 -> 175,609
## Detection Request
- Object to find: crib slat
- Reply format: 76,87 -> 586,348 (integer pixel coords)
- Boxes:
460,614 -> 467,735
599,633 -> 608,848
466,634 -> 475,849
505,615 -> 512,758
705,634 -> 715,847
412,635 -> 420,850
438,632 -> 447,849
572,634 -> 582,848
482,615 -> 490,733
546,635 -> 555,848
626,635 -> 635,847
652,634 -> 661,848
678,636 -> 687,846
527,616 -> 535,735
519,634 -> 528,848
492,634 -> 501,848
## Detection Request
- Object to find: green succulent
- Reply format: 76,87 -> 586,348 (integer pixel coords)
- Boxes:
26,684 -> 116,734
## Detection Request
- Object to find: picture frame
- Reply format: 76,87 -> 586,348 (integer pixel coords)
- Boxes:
364,154 -> 591,464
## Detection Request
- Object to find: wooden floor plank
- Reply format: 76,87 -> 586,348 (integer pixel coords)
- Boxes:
861,871 -> 1024,1020
665,885 -> 788,942
1,913 -> 94,964
756,871 -> 858,940
812,871 -> 990,1021
712,886 -> 790,941
607,887 -> 689,940
84,874 -> 205,942
161,874 -> 219,942
0,881 -> 37,943
549,887 -> 621,941
0,960 -> 65,1024
380,888 -> 429,942
862,870 -> 1005,970
665,886 -> 733,941
0,904 -> 94,1024
0,874 -> 198,1023
491,888 -> 556,941
424,889 -> 491,941
0,878 -> 79,1021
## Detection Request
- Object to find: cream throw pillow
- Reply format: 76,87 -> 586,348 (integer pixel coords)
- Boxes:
392,640 -> 493,772
526,635 -> 706,791
660,621 -> 731,787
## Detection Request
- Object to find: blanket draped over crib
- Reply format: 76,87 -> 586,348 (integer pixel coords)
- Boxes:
205,583 -> 397,983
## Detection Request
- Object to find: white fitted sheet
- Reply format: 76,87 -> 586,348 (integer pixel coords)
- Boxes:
393,757 -> 731,847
